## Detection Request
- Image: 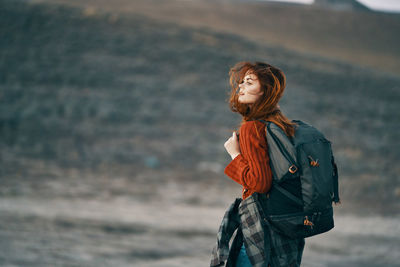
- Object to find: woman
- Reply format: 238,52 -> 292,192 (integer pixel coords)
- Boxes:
210,61 -> 305,267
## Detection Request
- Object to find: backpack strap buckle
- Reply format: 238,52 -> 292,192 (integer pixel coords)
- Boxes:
288,164 -> 298,174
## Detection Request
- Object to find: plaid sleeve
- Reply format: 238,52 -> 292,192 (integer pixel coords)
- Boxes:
238,195 -> 269,266
239,194 -> 305,267
268,229 -> 305,267
210,198 -> 242,267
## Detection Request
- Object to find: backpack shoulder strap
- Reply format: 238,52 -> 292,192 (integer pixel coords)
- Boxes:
258,119 -> 299,175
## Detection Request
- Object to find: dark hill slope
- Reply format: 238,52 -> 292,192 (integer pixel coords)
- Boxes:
42,0 -> 400,75
313,0 -> 370,11
0,0 -> 399,212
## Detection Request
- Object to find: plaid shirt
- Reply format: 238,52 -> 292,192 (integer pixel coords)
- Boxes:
210,194 -> 305,267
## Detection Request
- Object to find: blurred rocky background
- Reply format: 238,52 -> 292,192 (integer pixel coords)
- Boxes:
0,0 -> 399,266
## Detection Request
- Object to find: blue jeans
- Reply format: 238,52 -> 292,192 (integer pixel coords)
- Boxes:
235,242 -> 252,267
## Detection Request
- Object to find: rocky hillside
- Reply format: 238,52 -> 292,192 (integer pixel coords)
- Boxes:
313,0 -> 370,11
1,0 -> 399,212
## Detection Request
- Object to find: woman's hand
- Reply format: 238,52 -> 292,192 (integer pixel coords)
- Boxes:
224,131 -> 241,160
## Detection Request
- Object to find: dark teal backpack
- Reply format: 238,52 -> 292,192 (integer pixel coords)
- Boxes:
254,119 -> 340,239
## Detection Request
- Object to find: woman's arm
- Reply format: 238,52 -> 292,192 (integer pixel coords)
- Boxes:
224,121 -> 272,193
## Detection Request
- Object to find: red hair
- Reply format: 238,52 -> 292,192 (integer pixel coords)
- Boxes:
228,61 -> 296,137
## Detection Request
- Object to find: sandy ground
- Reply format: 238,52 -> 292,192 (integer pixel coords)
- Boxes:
1,164 -> 399,266
1,179 -> 399,266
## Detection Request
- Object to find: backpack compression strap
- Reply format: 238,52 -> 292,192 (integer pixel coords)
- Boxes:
272,180 -> 303,206
332,157 -> 340,204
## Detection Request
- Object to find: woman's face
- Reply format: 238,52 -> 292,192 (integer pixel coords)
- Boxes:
238,71 -> 263,105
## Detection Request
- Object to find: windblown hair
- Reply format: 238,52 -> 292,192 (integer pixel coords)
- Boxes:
228,61 -> 296,137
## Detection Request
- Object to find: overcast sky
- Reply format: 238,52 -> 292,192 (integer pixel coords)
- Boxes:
266,0 -> 400,13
